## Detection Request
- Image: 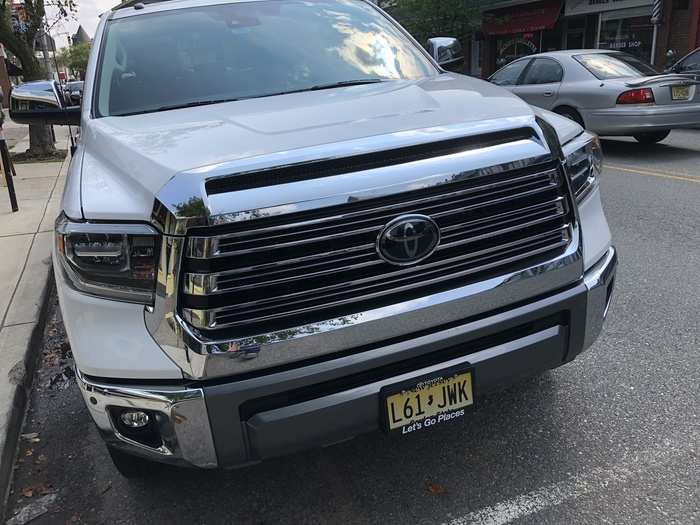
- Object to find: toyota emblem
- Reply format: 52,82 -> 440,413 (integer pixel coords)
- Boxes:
377,215 -> 440,266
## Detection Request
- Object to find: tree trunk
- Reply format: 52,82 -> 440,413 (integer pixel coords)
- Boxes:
22,59 -> 57,157
27,123 -> 55,156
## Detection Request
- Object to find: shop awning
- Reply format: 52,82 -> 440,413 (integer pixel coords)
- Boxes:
482,0 -> 563,36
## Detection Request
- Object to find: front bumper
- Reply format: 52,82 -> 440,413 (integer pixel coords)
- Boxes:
581,104 -> 700,135
78,247 -> 617,469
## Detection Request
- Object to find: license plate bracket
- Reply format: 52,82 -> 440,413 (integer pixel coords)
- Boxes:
671,85 -> 690,100
380,364 -> 475,434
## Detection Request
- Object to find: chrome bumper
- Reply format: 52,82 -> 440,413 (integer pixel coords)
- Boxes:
582,104 -> 700,135
78,247 -> 617,469
75,368 -> 217,468
582,246 -> 617,350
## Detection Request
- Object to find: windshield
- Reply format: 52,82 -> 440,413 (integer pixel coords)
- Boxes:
575,53 -> 659,80
95,0 -> 437,117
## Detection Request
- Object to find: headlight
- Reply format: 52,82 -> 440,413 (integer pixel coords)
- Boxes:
55,213 -> 160,304
563,132 -> 603,203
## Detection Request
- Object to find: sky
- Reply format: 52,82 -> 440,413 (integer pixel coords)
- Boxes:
50,0 -> 114,49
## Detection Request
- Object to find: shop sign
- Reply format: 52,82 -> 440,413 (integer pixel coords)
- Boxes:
565,0 -> 652,16
498,38 -> 538,56
483,0 -> 562,36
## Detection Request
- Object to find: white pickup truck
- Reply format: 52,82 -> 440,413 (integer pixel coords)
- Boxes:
10,0 -> 616,477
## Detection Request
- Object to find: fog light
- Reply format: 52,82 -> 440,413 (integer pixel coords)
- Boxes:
120,410 -> 150,428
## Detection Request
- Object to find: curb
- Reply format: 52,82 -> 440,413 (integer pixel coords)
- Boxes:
0,270 -> 54,521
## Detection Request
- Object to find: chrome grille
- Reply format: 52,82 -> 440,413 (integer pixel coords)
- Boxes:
180,160 -> 572,337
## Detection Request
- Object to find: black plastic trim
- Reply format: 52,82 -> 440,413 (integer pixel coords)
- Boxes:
205,128 -> 537,194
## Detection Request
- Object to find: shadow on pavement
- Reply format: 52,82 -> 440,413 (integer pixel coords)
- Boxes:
114,371 -> 575,523
601,137 -> 700,163
7,292 -> 592,524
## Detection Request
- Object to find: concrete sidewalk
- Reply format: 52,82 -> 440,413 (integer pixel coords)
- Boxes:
0,128 -> 69,510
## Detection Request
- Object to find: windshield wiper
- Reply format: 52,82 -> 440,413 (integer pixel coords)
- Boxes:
307,78 -> 387,91
115,97 -> 244,116
114,80 -> 388,116
259,79 -> 389,99
154,98 -> 244,112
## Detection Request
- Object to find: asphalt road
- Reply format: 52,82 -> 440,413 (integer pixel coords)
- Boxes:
5,130 -> 700,525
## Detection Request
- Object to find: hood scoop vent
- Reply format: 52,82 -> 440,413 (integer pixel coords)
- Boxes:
205,128 -> 537,195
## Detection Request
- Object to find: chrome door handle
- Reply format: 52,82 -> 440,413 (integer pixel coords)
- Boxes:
543,91 -> 554,97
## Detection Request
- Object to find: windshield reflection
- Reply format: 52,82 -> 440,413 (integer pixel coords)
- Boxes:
97,0 -> 436,117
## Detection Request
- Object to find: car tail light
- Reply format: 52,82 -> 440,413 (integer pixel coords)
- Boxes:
616,88 -> 655,105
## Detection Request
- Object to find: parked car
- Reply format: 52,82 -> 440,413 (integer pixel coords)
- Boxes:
667,47 -> 700,81
10,0 -> 616,477
63,80 -> 84,106
489,49 -> 700,143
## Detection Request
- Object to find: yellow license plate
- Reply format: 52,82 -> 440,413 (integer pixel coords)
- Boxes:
671,85 -> 690,100
383,369 -> 474,433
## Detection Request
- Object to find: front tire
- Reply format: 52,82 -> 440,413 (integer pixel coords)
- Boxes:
107,446 -> 159,478
633,131 -> 670,144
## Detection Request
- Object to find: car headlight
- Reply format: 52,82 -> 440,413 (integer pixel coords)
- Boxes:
562,132 -> 603,203
55,213 -> 160,304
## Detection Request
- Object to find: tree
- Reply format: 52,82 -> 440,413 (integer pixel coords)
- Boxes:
0,0 -> 77,157
381,0 -> 483,51
58,41 -> 90,79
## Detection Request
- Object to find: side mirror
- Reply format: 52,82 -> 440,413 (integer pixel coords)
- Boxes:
10,80 -> 80,126
63,89 -> 80,107
426,37 -> 464,71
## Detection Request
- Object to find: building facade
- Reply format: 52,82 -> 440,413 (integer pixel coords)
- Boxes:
654,0 -> 700,67
478,0 -> 700,77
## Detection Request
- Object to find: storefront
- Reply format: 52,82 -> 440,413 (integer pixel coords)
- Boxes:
565,0 -> 656,63
481,0 -> 564,73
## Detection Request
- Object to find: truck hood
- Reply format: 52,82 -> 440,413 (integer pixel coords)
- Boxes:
79,73 -> 542,222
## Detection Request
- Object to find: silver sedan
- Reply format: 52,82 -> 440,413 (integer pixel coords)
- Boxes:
489,49 -> 700,143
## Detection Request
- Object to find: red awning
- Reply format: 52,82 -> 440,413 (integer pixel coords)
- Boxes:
482,0 -> 562,36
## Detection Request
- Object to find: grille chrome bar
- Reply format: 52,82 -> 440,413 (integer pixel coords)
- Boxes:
183,229 -> 569,330
183,201 -> 566,296
187,167 -> 559,258
179,156 -> 573,336
209,178 -> 556,256
203,227 -> 569,317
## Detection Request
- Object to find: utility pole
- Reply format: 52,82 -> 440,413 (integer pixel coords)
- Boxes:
650,0 -> 663,65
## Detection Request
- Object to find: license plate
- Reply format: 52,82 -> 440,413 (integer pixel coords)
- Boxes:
381,367 -> 474,434
671,85 -> 690,100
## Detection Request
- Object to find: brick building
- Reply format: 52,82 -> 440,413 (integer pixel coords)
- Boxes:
475,0 -> 700,77
654,0 -> 700,67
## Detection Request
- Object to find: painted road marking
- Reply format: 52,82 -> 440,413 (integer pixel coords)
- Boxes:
605,164 -> 700,185
440,439 -> 688,525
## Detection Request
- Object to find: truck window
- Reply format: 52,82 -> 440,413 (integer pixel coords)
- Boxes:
490,60 -> 529,86
95,0 -> 438,117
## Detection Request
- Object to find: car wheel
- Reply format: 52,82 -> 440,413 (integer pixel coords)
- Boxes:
554,107 -> 584,128
633,131 -> 670,144
107,446 -> 159,478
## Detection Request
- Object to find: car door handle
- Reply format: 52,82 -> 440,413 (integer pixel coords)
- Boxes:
543,91 -> 554,97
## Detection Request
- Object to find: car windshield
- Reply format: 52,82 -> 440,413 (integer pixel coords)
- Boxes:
575,53 -> 659,80
95,0 -> 437,117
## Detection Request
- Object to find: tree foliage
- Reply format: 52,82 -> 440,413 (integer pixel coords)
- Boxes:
0,0 -> 77,156
0,0 -> 47,80
381,0 -> 484,48
58,41 -> 90,78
